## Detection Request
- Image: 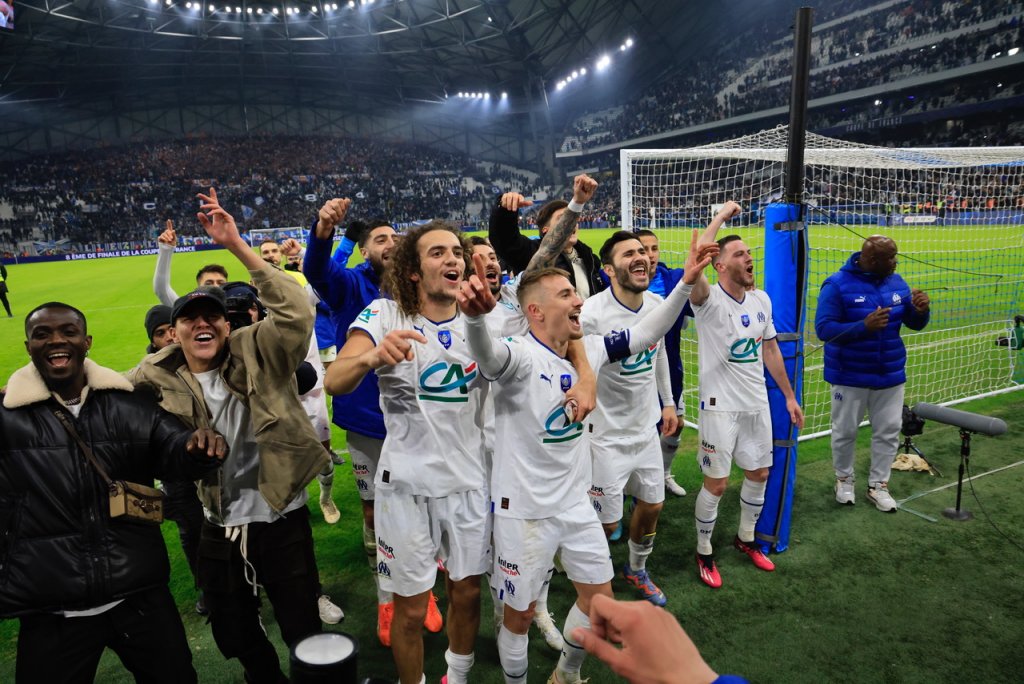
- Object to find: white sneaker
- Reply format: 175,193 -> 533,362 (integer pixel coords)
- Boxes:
533,611 -> 564,651
320,496 -> 340,524
318,595 -> 344,624
665,474 -> 687,497
835,477 -> 855,505
867,483 -> 898,513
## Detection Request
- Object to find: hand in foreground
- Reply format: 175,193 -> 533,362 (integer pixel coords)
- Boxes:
572,594 -> 719,684
864,306 -> 891,332
682,229 -> 721,285
365,330 -> 427,369
196,188 -> 242,246
187,428 -> 229,460
565,370 -> 597,423
157,219 -> 177,246
500,192 -> 533,212
910,288 -> 930,313
660,406 -> 680,436
717,201 -> 742,221
316,198 -> 352,240
457,253 -> 498,317
572,173 -> 598,205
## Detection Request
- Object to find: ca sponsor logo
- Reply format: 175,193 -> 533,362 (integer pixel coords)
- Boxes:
700,440 -> 716,454
728,336 -> 762,364
498,557 -> 520,576
543,405 -> 583,444
620,343 -> 658,376
418,361 -> 478,402
377,537 -> 396,560
357,307 -> 380,324
377,561 -> 391,577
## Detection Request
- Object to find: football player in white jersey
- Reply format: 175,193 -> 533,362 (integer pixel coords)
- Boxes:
457,230 -> 718,684
579,231 -> 679,607
325,221 -> 488,684
688,202 -> 805,589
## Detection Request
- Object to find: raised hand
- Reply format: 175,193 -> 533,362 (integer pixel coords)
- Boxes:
280,238 -> 302,257
864,306 -> 891,331
500,192 -> 533,212
683,228 -> 720,284
457,252 -> 498,317
316,198 -> 352,240
157,219 -> 177,247
911,288 -> 930,313
186,428 -> 229,460
717,201 -> 742,221
366,330 -> 428,369
196,187 -> 242,247
572,174 -> 598,205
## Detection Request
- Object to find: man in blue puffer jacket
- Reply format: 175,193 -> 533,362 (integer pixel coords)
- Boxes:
815,235 -> 931,512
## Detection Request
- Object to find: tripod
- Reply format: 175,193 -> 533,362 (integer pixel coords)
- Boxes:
900,434 -> 941,477
942,429 -> 975,521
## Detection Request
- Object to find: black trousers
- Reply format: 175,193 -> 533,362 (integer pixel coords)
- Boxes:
0,287 -> 10,317
163,479 -> 204,583
16,585 -> 196,684
198,505 -> 321,684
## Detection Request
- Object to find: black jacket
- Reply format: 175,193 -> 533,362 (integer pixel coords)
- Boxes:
0,360 -> 220,617
488,201 -> 605,297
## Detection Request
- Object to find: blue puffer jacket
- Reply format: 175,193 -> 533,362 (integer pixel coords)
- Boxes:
815,252 -> 930,389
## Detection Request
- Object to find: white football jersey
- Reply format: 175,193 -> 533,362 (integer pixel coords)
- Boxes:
486,275 -> 530,338
350,299 -> 488,497
489,333 -> 610,519
693,285 -> 776,412
580,288 -> 664,436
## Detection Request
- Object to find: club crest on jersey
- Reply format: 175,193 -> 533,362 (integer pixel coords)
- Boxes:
543,405 -> 583,443
757,311 -> 766,323
438,330 -> 453,349
357,307 -> 379,324
377,561 -> 391,577
892,293 -> 902,304
418,361 -> 478,402
620,343 -> 658,376
503,578 -> 516,598
560,374 -> 572,391
728,336 -> 762,364
741,314 -> 750,327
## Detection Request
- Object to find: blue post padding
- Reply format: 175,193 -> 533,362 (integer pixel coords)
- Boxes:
757,203 -> 807,553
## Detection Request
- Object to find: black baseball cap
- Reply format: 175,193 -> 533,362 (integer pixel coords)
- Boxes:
171,287 -> 228,323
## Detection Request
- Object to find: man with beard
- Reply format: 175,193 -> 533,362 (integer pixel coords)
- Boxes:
2,302 -> 226,683
688,202 -> 805,589
457,228 -> 717,684
815,235 -> 930,512
303,206 -> 444,644
326,221 -> 488,684
580,231 -> 679,607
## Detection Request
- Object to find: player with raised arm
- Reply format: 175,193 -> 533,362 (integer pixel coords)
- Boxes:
687,202 -> 805,589
457,230 -> 717,684
324,221 -> 488,684
580,231 -> 678,607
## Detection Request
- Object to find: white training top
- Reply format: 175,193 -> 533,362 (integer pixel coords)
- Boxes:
350,299 -> 488,497
580,288 -> 666,437
692,284 -> 777,412
487,333 -> 609,519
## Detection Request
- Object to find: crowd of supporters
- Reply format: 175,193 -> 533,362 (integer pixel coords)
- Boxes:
0,136 -> 548,254
561,0 -> 1023,152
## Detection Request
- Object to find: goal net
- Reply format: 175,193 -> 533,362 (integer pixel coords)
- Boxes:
621,126 -> 1024,438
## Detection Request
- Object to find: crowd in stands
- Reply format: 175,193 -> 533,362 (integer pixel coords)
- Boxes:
0,136 -> 549,254
560,0 -> 1023,152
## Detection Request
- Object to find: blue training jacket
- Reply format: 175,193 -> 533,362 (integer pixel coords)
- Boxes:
815,251 -> 930,389
304,228 -> 386,439
648,263 -> 693,407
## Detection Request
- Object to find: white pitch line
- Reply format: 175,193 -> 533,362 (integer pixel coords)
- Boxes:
896,459 -> 1024,505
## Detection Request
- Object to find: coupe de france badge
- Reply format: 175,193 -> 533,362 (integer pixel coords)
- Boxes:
740,313 -> 750,327
560,374 -> 573,391
438,330 -> 452,349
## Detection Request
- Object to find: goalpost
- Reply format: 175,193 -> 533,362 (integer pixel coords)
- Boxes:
621,126 -> 1024,440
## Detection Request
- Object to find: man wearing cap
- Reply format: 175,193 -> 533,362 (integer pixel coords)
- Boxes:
129,189 -> 329,684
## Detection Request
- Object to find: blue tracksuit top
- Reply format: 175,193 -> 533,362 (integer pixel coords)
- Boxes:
815,251 -> 930,389
648,263 -> 693,407
304,229 -> 386,439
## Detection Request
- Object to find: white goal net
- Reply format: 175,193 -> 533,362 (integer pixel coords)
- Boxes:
621,126 -> 1024,438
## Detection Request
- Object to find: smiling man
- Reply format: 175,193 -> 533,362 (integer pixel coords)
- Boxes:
1,302 -> 227,684
130,188 -> 329,684
687,202 -> 805,590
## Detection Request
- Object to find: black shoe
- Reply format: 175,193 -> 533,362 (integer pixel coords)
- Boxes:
195,592 -> 209,616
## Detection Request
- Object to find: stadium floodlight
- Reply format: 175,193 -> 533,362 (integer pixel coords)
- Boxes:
235,6 -> 241,12
311,6 -> 318,12
992,51 -> 1002,58
185,1 -> 192,7
257,6 -> 263,12
997,82 -> 1004,88
457,92 -> 464,97
484,92 -> 490,99
873,99 -> 882,105
272,6 -> 279,13
247,7 -> 253,13
488,16 -> 492,22
501,91 -> 507,99
1009,47 -> 1020,56
208,3 -> 214,10
348,0 -> 354,7
596,54 -> 611,71
580,67 -> 587,75
556,81 -> 566,91
625,37 -> 633,48
165,0 -> 172,5
572,70 -> 579,78
620,44 -> 626,52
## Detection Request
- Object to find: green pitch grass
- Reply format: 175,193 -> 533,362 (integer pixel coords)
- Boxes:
1,229 -> 1022,683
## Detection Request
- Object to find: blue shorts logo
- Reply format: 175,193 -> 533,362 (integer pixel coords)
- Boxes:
543,405 -> 583,443
438,330 -> 453,349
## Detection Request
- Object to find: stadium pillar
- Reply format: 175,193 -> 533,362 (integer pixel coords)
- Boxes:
757,7 -> 812,554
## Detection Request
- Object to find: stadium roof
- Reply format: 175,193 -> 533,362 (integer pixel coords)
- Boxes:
1,0 -> 770,116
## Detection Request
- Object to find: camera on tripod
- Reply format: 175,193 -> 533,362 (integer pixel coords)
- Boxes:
901,404 -> 925,437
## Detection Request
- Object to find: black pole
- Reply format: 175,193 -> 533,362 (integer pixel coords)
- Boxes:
785,7 -> 814,204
